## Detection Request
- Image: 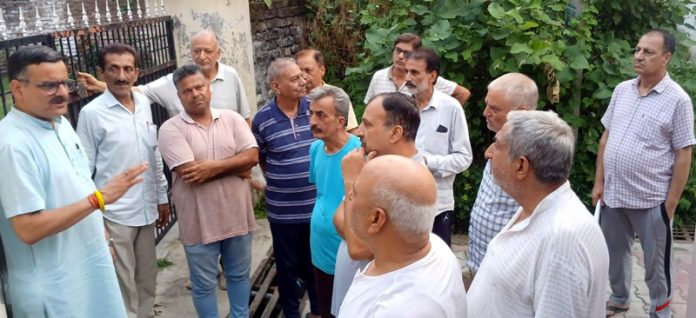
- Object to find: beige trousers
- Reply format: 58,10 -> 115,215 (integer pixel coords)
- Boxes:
105,219 -> 157,318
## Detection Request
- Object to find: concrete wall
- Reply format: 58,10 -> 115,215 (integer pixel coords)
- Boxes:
165,0 -> 258,113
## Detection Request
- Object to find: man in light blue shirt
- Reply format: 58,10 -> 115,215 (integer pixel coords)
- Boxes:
0,45 -> 146,317
77,43 -> 169,318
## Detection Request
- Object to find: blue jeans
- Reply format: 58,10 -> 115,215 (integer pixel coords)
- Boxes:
184,233 -> 253,318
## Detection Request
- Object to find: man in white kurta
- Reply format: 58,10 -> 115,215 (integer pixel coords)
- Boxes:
468,110 -> 608,318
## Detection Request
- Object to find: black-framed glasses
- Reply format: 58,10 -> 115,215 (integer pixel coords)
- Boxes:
394,46 -> 412,58
16,78 -> 78,95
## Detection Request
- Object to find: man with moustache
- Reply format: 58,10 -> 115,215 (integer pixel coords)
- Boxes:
0,45 -> 147,317
404,48 -> 473,246
467,73 -> 538,280
295,49 -> 358,132
307,85 -> 361,318
593,30 -> 695,318
78,29 -> 251,123
76,43 -> 169,318
330,92 -> 422,316
364,33 -> 470,106
252,57 -> 321,318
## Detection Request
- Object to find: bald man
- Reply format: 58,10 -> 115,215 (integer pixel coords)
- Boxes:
338,155 -> 467,318
78,30 -> 251,124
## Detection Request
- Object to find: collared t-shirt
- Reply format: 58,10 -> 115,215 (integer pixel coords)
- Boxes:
467,182 -> 609,318
158,109 -> 258,245
415,90 -> 473,212
601,74 -> 696,209
252,97 -> 317,223
77,90 -> 169,227
467,160 -> 519,271
309,135 -> 362,274
0,109 -> 126,317
339,234 -> 467,318
140,63 -> 250,118
363,66 -> 458,104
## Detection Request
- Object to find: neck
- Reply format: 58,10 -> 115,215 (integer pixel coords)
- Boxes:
391,66 -> 406,80
638,71 -> 667,94
189,110 -> 213,127
368,234 -> 431,276
202,63 -> 219,81
415,87 -> 434,109
114,93 -> 135,112
276,96 -> 300,117
391,143 -> 418,158
323,130 -> 349,153
511,182 -> 563,225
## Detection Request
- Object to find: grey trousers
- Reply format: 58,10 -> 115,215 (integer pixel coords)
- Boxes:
105,219 -> 157,318
601,203 -> 672,318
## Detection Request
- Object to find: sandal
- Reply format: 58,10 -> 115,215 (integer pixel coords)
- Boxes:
606,302 -> 629,317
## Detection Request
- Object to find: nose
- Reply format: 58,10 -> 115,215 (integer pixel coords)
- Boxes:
356,123 -> 365,138
484,144 -> 493,159
299,76 -> 307,87
483,105 -> 492,117
55,82 -> 70,96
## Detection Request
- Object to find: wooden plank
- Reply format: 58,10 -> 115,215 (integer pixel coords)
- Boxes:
251,246 -> 274,288
260,288 -> 280,318
250,265 -> 277,316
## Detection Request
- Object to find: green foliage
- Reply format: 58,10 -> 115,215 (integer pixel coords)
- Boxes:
306,0 -> 696,230
157,257 -> 174,269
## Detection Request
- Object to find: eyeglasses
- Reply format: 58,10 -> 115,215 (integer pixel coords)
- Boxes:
16,78 -> 78,95
394,47 -> 412,58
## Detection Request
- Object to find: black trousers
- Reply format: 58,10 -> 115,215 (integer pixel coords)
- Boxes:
270,222 -> 320,317
432,210 -> 453,246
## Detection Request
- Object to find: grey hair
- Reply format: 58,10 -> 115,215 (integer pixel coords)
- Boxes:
505,110 -> 575,185
267,57 -> 296,86
308,85 -> 350,127
488,73 -> 539,110
371,183 -> 437,239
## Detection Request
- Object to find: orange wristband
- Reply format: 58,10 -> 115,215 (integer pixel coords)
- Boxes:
87,194 -> 100,210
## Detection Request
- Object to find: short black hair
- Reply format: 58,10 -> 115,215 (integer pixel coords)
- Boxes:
296,48 -> 324,67
407,47 -> 440,80
98,43 -> 140,69
372,92 -> 420,141
8,45 -> 64,80
647,29 -> 676,55
172,64 -> 204,90
394,33 -> 422,50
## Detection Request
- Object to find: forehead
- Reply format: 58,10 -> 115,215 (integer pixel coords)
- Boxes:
485,88 -> 511,106
310,95 -> 335,111
178,73 -> 208,89
280,63 -> 302,79
395,42 -> 415,51
104,52 -> 136,66
25,61 -> 68,79
364,98 -> 386,121
296,55 -> 318,67
405,58 -> 426,71
637,33 -> 664,51
191,36 -> 218,50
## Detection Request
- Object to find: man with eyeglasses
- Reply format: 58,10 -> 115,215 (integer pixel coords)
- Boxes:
0,45 -> 147,317
76,43 -> 169,318
363,33 -> 471,106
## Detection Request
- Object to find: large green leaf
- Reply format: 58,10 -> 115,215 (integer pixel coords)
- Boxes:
488,3 -> 506,19
542,54 -> 565,70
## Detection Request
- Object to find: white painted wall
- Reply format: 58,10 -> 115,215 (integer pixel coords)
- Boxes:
165,0 -> 258,113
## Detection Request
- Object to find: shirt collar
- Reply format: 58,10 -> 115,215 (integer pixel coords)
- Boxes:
508,181 -> 572,231
10,107 -> 64,130
422,90 -> 442,111
101,89 -> 147,113
179,107 -> 221,124
634,73 -> 672,94
212,62 -> 225,82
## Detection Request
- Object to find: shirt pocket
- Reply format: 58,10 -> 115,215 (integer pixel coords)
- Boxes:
637,112 -> 668,144
143,123 -> 158,148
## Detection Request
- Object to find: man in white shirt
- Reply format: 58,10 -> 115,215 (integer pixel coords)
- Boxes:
339,155 -> 467,318
405,48 -> 473,246
78,30 -> 251,124
467,110 -> 609,318
363,33 -> 470,106
77,43 -> 170,318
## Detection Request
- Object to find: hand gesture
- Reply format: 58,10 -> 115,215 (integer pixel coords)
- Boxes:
101,163 -> 148,204
157,204 -> 171,227
341,148 -> 377,187
76,72 -> 106,93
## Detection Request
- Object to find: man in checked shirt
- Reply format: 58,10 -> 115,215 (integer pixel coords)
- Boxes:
594,29 -> 695,318
466,73 -> 538,284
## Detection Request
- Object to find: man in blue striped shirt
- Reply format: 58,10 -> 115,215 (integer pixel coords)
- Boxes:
252,57 -> 320,318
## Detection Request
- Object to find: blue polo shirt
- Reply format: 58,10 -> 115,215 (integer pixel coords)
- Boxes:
0,108 -> 126,317
252,97 -> 316,223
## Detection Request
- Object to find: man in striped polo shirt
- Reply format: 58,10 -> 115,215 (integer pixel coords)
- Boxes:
252,57 -> 320,318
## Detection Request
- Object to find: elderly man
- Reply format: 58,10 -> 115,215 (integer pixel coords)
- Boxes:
76,43 -> 169,318
0,45 -> 147,317
158,64 -> 258,318
338,155 -> 467,317
78,29 -> 250,123
593,29 -> 695,318
307,85 -> 362,318
468,110 -> 609,317
295,48 -> 358,132
251,57 -> 320,318
330,92 -> 422,316
405,47 -> 472,246
467,73 -> 538,278
364,33 -> 470,105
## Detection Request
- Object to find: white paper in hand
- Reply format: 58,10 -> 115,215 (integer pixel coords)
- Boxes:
594,199 -> 602,223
